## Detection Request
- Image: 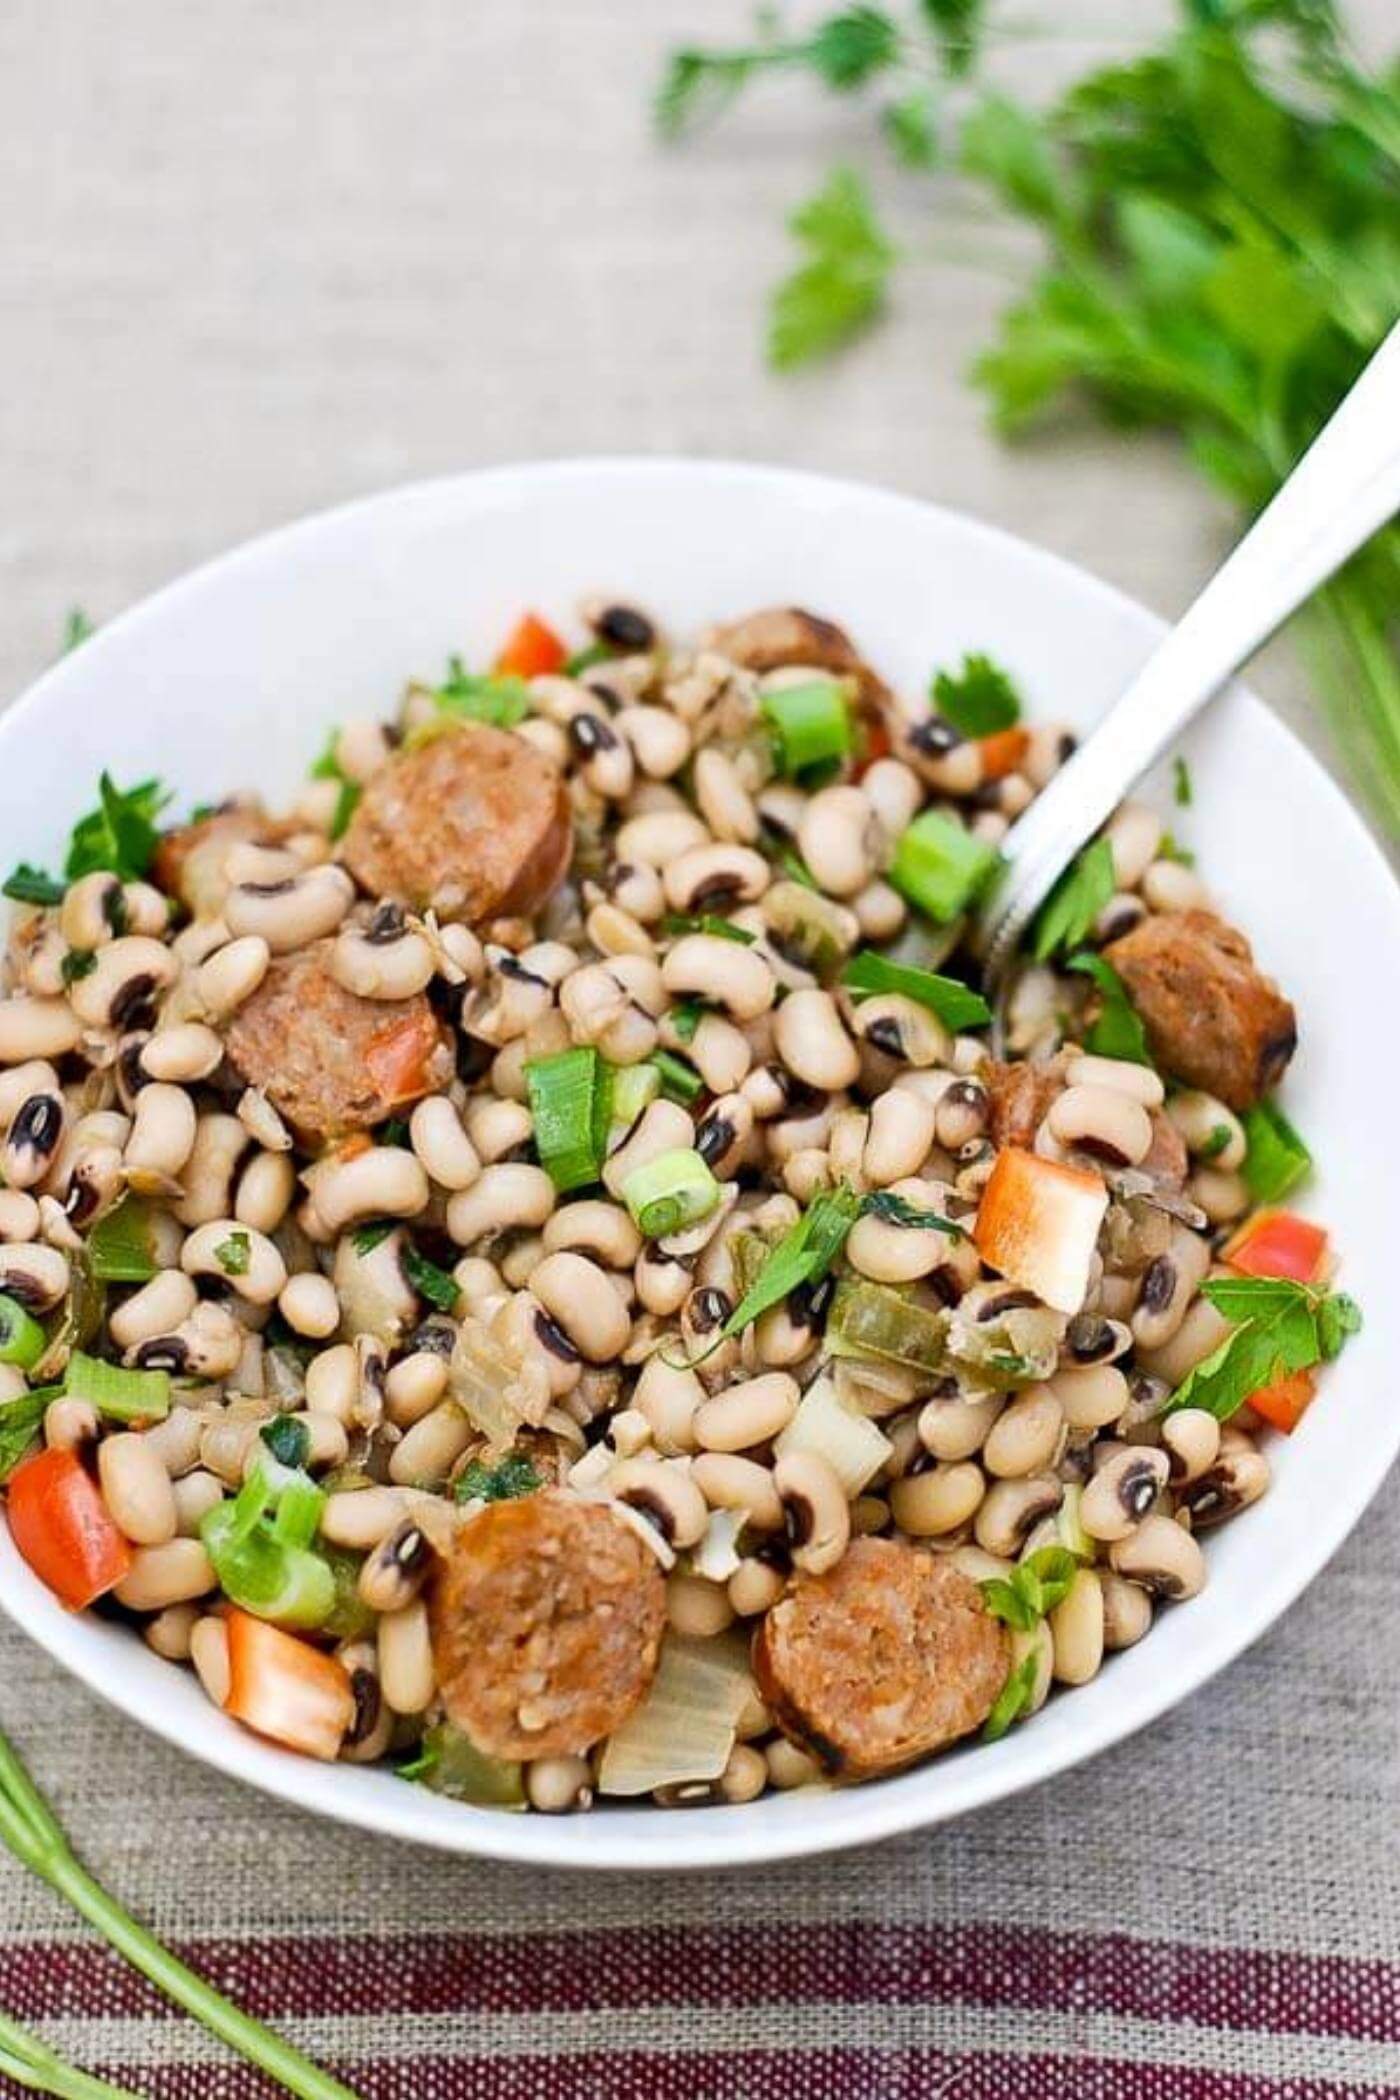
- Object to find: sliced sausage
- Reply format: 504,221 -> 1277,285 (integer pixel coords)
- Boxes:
223,939 -> 452,1144
1140,1109 -> 1188,1192
705,606 -> 891,710
339,722 -> 572,925
153,803 -> 293,920
753,1537 -> 1009,1779
985,1056 -> 1066,1151
1104,910 -> 1296,1112
430,1491 -> 666,1760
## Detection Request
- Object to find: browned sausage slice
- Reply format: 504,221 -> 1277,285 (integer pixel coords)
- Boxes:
984,1056 -> 1066,1151
339,723 -> 572,925
152,803 -> 293,920
1104,909 -> 1297,1112
222,940 -> 452,1144
706,606 -> 892,710
430,1492 -> 667,1760
753,1537 -> 1009,1778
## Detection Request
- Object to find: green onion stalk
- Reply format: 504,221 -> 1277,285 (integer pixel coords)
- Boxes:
0,1733 -> 364,2100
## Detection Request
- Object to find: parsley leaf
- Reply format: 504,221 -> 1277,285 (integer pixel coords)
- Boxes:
2,865 -> 66,908
1066,950 -> 1151,1066
769,168 -> 896,371
65,775 -> 170,884
842,950 -> 991,1030
980,1545 -> 1079,1633
1242,1101 -> 1312,1204
59,949 -> 96,985
659,913 -> 756,945
62,608 -> 94,654
214,1231 -> 252,1277
919,0 -> 983,79
982,1647 -> 1040,1743
0,1388 -> 51,1483
860,1188 -> 964,1236
1164,1275 -> 1362,1422
350,1220 -> 395,1258
455,1453 -> 543,1505
883,88 -> 941,170
436,659 -> 531,727
309,731 -> 362,841
931,652 -> 1021,738
1173,756 -> 1193,807
403,1246 -> 461,1313
1031,838 -> 1114,961
656,8 -> 901,140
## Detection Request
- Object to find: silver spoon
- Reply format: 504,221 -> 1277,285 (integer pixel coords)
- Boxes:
973,321 -> 1400,997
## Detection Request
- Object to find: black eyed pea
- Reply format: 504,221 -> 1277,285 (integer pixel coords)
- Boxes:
499,1232 -> 546,1289
781,1149 -> 832,1207
143,1601 -> 200,1662
358,1520 -> 434,1614
543,1198 -> 642,1270
663,842 -> 770,917
852,880 -> 906,944
1175,1446 -> 1270,1529
633,1249 -> 692,1319
796,785 -> 881,900
320,1484 -> 430,1551
181,1220 -> 286,1305
445,1162 -> 556,1247
0,1189 -> 40,1243
113,1538 -> 216,1612
632,1355 -> 705,1456
773,1449 -> 849,1575
1061,1314 -> 1134,1370
933,1080 -> 990,1153
2,1091 -> 66,1189
661,935 -> 774,1023
693,1372 -> 800,1454
684,1015 -> 751,1099
1099,1571 -> 1154,1649
1047,1363 -> 1130,1434
283,1410 -> 349,1473
387,1400 -> 473,1488
223,865 -> 354,953
190,1616 -> 232,1707
453,1256 -> 509,1324
304,1148 -> 430,1238
1160,1407 -> 1221,1485
604,861 -> 666,926
333,1229 -> 418,1341
172,1472 -> 225,1538
1131,1227 -> 1212,1351
1080,1445 -> 1170,1542
863,1088 -> 938,1187
714,1743 -> 767,1805
330,915 -> 436,1001
174,1114 -> 250,1228
140,1405 -> 205,1479
122,1083 -> 198,1189
859,757 -> 922,837
851,994 -> 950,1070
198,1415 -> 262,1486
692,747 -> 760,844
765,1738 -> 824,1792
59,872 -> 125,953
462,1096 -> 534,1164
614,808 -> 711,867
690,1451 -> 783,1531
1048,1568 -> 1105,1686
194,935 -> 273,1021
18,928 -> 68,998
948,1544 -> 1013,1585
850,1493 -> 890,1536
0,1242 -> 69,1312
0,1060 -> 61,1131
1105,801 -> 1163,889
385,1349 -> 450,1427
1048,1083 -> 1154,1169
235,1087 -> 293,1155
846,1183 -> 958,1286
0,997 -> 83,1063
1142,859 -> 1210,914
68,937 -> 177,1031
973,1474 -> 1064,1558
616,704 -> 692,782
1109,1512 -> 1207,1599
277,1271 -> 341,1341
982,1386 -> 1066,1479
665,1572 -> 735,1638
42,1397 -> 97,1452
234,1150 -> 297,1235
569,708 -> 638,801
1166,1089 -> 1245,1171
693,1094 -> 756,1181
728,1557 -> 787,1617
586,901 -> 655,959
132,1302 -> 244,1381
773,989 -> 860,1094
609,1458 -> 709,1550
514,717 -> 570,768
377,1600 -> 436,1716
353,1335 -> 389,1431
527,1755 -> 595,1814
332,718 -> 394,782
890,1461 -> 986,1537
1065,1054 -> 1166,1110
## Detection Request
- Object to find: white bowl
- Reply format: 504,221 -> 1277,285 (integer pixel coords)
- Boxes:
2,459 -> 1396,1872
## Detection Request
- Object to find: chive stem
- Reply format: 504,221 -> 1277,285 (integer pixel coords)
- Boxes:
0,2011 -> 145,2100
0,1734 -> 364,2100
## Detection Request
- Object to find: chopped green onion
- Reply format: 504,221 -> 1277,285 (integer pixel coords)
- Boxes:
771,841 -> 819,890
87,1197 -> 159,1284
2,864 -> 66,907
0,2002 -> 147,2098
309,733 -> 361,841
621,1147 -> 720,1238
214,1231 -> 251,1277
668,1001 -> 705,1043
841,951 -> 991,1030
889,811 -> 1001,923
859,1190 -> 963,1236
403,1245 -> 461,1313
650,1049 -> 704,1104
200,1464 -> 333,1629
1066,951 -> 1151,1065
1172,757 -> 1193,807
260,1415 -> 310,1470
761,677 -> 853,777
826,1277 -> 947,1374
564,641 -> 613,677
660,913 -> 756,945
62,1350 -> 170,1425
930,653 -> 1021,738
526,1045 -> 613,1192
610,1062 -> 662,1131
435,658 -> 531,726
723,1184 -> 861,1337
398,1723 -> 525,1807
982,1648 -> 1040,1742
0,1388 -> 57,1483
379,1117 -> 411,1148
350,1219 -> 395,1257
455,1452 -> 543,1504
1242,1101 -> 1312,1204
0,1294 -> 47,1371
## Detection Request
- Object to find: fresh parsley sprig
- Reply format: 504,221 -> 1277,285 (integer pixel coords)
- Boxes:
931,651 -> 1021,737
1164,1274 -> 1362,1422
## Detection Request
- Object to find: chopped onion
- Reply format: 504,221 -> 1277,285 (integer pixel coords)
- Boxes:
449,1316 -> 550,1450
598,1634 -> 752,1797
774,1372 -> 892,1497
690,1507 -> 746,1583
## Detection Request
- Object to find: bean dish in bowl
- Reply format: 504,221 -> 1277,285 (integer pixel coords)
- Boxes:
0,587 -> 1359,1819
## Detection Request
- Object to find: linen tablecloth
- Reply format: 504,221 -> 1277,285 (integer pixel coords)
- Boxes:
2,3 -> 1397,2093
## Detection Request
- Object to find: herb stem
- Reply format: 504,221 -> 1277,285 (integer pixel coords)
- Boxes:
0,2012 -> 144,2100
0,1734 -> 364,2100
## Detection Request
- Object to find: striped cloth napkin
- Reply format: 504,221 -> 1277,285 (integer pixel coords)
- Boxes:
2,1470 -> 1398,2099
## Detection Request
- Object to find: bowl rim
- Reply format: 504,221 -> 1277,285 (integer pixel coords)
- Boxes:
3,452 -> 1398,1873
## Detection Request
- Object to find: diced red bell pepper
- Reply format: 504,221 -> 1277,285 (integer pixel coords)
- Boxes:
224,1609 -> 355,1761
494,612 -> 567,680
1225,1209 -> 1329,1284
974,1146 -> 1109,1315
6,1447 -> 133,1610
1248,1368 -> 1317,1435
978,727 -> 1031,782
364,1009 -> 442,1109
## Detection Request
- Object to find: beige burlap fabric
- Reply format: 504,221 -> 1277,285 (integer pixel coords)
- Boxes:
1,3 -> 1397,2092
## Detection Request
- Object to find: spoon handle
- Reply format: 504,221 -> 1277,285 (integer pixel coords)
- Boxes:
977,321 -> 1400,983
